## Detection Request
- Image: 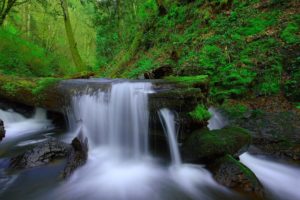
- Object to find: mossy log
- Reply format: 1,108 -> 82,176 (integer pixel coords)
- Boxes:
0,75 -> 65,112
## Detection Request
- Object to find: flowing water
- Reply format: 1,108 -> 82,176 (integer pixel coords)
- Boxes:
47,80 -> 234,200
0,108 -> 54,144
6,80 -> 300,200
207,107 -> 227,130
240,153 -> 300,200
158,108 -> 181,166
208,109 -> 300,200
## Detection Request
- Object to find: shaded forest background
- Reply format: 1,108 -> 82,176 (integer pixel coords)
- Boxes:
0,0 -> 299,103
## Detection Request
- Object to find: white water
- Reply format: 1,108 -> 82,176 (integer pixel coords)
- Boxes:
240,153 -> 300,200
0,108 -> 54,141
158,108 -> 181,166
207,107 -> 227,130
52,81 -> 233,200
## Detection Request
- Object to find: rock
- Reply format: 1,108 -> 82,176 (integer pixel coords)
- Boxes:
232,111 -> 300,161
9,138 -> 71,169
149,88 -> 206,143
183,126 -> 251,163
212,155 -> 265,199
62,133 -> 88,178
0,119 -> 5,142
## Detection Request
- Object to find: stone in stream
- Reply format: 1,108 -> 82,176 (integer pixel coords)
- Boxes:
62,133 -> 88,179
9,138 -> 71,169
230,110 -> 300,162
0,119 -> 5,141
183,126 -> 251,163
212,155 -> 265,199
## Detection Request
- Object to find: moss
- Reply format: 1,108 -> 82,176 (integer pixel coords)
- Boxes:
165,75 -> 208,87
32,77 -> 62,96
189,104 -> 211,121
185,126 -> 252,161
281,23 -> 300,44
296,103 -> 300,109
221,101 -> 249,118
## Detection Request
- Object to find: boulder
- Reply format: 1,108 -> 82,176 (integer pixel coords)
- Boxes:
212,155 -> 265,199
183,126 -> 251,163
9,138 -> 71,169
232,111 -> 300,161
62,133 -> 88,178
0,119 -> 5,141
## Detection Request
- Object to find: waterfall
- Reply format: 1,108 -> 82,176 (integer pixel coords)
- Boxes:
51,81 -> 233,200
207,107 -> 227,130
158,108 -> 181,166
240,153 -> 300,200
0,108 -> 53,141
69,82 -> 152,158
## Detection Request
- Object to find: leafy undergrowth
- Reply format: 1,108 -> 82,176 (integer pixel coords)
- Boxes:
0,27 -> 72,77
189,104 -> 211,121
103,0 -> 299,103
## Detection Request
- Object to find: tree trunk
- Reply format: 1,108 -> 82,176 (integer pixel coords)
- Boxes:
59,0 -> 85,71
0,0 -> 17,27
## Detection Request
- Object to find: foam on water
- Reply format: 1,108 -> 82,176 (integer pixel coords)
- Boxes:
0,108 -> 54,141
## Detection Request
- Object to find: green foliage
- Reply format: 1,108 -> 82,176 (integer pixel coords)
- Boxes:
189,104 -> 211,121
1,82 -> 17,95
32,77 -> 61,95
281,23 -> 300,44
165,75 -> 208,87
0,28 -> 63,77
127,57 -> 156,78
221,102 -> 249,118
296,103 -> 300,109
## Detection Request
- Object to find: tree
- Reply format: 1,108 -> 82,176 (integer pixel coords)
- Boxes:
59,0 -> 86,71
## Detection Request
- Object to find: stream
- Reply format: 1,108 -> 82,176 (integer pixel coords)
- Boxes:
0,79 -> 299,200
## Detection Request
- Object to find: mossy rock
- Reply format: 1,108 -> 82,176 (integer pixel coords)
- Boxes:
213,155 -> 265,199
183,126 -> 251,163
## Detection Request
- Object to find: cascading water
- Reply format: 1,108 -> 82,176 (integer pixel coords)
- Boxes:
69,82 -> 151,157
208,108 -> 300,200
0,108 -> 54,142
158,108 -> 181,166
207,107 -> 227,130
49,81 -> 234,200
240,153 -> 300,200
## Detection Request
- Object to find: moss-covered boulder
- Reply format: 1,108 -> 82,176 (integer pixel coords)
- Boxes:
213,155 -> 265,199
183,126 -> 251,163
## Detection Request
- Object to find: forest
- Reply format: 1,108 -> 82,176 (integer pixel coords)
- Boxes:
0,0 -> 299,200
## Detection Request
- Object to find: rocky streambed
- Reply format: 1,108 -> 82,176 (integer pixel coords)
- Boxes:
0,79 -> 299,200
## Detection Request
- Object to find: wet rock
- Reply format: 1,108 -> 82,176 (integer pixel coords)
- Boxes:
149,88 -> 206,142
0,119 -> 5,141
232,111 -> 300,161
9,138 -> 71,169
62,134 -> 88,178
183,126 -> 251,163
212,155 -> 265,199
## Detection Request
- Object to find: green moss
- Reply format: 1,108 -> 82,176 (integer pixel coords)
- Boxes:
296,103 -> 300,109
221,102 -> 249,118
281,23 -> 300,44
189,104 -> 211,121
223,155 -> 260,184
185,126 -> 252,160
165,75 -> 208,87
1,83 -> 17,95
32,77 -> 61,96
